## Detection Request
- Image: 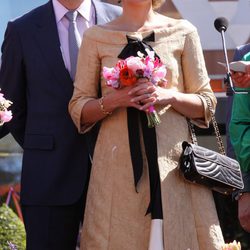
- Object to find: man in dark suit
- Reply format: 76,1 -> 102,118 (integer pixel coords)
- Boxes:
0,0 -> 121,249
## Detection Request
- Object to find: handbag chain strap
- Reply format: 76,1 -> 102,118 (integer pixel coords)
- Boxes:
187,94 -> 226,155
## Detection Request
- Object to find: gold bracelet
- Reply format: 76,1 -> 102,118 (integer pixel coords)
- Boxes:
98,96 -> 112,115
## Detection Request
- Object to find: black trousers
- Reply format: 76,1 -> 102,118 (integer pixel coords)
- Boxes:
21,192 -> 87,250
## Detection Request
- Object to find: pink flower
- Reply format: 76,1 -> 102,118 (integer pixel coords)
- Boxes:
0,91 -> 13,125
145,49 -> 155,60
126,56 -> 145,74
0,110 -> 12,124
151,66 -> 167,84
144,59 -> 155,73
102,67 -> 120,88
102,67 -> 118,81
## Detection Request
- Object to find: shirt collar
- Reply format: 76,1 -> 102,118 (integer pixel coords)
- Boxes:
52,0 -> 93,23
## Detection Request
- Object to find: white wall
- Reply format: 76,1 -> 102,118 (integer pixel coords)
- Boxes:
172,0 -> 250,50
0,0 -> 47,46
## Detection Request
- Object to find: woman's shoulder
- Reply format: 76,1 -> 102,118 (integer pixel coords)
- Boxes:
83,25 -> 102,37
83,25 -> 127,44
162,16 -> 197,35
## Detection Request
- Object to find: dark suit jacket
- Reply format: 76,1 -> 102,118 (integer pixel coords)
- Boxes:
0,0 -> 121,205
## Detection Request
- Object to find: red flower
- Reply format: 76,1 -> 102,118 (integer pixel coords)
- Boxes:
119,66 -> 137,86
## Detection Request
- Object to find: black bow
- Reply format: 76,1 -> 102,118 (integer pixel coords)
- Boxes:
118,32 -> 162,218
118,32 -> 160,59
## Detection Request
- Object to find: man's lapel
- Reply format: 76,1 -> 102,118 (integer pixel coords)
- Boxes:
33,0 -> 116,92
92,0 -> 110,25
33,1 -> 73,94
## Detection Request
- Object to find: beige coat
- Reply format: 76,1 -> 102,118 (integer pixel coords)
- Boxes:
69,18 -> 225,250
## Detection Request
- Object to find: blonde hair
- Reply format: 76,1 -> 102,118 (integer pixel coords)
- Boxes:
152,0 -> 165,9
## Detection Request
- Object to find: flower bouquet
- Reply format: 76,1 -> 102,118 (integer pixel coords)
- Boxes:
0,92 -> 12,125
221,240 -> 241,250
102,50 -> 167,128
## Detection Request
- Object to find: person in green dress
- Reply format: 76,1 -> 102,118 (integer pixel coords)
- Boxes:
229,43 -> 250,233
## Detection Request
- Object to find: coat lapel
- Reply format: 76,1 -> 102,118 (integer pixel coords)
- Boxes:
33,0 -> 116,94
92,0 -> 110,25
34,1 -> 72,94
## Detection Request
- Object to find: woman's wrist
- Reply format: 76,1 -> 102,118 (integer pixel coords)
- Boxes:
169,90 -> 179,105
98,94 -> 117,115
99,96 -> 112,115
159,88 -> 178,106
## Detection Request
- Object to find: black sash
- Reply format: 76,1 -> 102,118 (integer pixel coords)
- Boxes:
118,32 -> 162,218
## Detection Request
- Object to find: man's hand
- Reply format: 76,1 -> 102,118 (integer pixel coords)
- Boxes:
238,192 -> 250,232
231,65 -> 250,88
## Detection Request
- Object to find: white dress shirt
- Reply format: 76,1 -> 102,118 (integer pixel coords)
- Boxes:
52,0 -> 95,73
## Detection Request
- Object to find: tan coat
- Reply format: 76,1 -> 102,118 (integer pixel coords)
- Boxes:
69,18 -> 225,250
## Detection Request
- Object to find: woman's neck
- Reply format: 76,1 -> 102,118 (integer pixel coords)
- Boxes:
117,7 -> 157,32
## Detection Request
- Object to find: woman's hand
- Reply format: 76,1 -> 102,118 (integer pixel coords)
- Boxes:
104,78 -> 204,120
238,192 -> 250,233
128,78 -> 205,119
108,85 -> 142,110
128,78 -> 174,111
80,84 -> 143,125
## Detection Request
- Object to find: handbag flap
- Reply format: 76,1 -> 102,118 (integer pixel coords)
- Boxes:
190,143 -> 240,170
182,141 -> 244,190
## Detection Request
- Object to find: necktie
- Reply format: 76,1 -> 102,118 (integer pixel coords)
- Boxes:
65,10 -> 81,80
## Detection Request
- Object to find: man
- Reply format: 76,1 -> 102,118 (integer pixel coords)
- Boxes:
229,43 -> 250,233
0,0 -> 121,249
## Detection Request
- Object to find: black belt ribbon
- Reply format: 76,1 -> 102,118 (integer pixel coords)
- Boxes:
118,32 -> 162,218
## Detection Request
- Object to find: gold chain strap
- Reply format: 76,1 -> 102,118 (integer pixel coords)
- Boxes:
187,94 -> 226,155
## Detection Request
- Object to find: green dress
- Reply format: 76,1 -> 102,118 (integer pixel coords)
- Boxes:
229,53 -> 250,172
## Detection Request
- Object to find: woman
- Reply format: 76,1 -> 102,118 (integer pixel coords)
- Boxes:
69,0 -> 224,249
